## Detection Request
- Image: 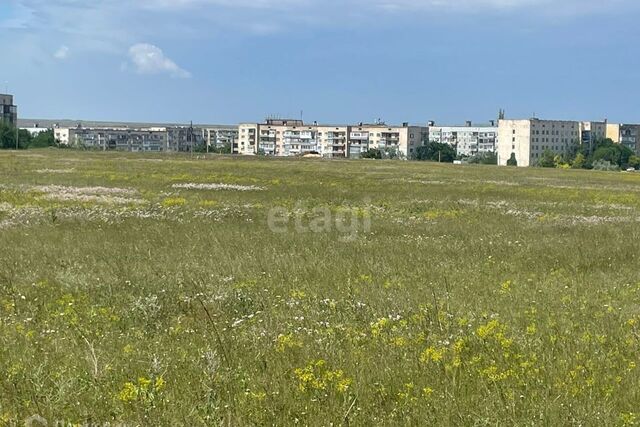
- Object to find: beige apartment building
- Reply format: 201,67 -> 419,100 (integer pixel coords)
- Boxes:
238,119 -> 427,158
497,119 -> 582,167
606,123 -> 640,153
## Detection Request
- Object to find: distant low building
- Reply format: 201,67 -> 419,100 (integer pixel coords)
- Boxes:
238,119 -> 427,158
428,120 -> 498,157
20,119 -> 237,153
0,94 -> 17,126
55,126 -> 170,151
20,123 -> 51,136
53,125 -> 226,152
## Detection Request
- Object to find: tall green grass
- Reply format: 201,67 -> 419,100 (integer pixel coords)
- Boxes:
1,151 -> 639,425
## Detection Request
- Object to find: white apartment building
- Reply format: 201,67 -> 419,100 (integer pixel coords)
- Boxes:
497,119 -> 582,167
428,121 -> 497,157
238,119 -> 427,158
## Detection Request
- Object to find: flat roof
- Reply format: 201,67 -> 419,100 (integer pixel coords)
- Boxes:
18,118 -> 236,129
429,124 -> 497,128
240,122 -> 426,128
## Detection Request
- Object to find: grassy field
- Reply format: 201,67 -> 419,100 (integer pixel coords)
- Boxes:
1,150 -> 639,426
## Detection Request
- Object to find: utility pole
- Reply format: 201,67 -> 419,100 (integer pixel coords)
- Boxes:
15,126 -> 19,150
189,121 -> 194,157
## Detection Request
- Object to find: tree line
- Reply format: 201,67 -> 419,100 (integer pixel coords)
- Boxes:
0,122 -> 58,149
535,138 -> 638,171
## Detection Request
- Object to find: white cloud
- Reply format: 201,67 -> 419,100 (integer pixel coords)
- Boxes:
127,43 -> 191,78
369,0 -> 627,13
53,45 -> 70,60
3,0 -> 638,69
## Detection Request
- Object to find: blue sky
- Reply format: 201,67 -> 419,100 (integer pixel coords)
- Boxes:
1,0 -> 639,125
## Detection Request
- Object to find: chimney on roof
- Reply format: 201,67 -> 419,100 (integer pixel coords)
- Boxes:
428,120 -> 435,127
489,120 -> 496,127
402,122 -> 409,127
465,120 -> 472,127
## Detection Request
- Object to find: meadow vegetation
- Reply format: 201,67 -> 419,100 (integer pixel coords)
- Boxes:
1,150 -> 639,425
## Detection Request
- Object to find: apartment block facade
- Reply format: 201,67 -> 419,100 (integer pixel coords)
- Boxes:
580,121 -> 607,151
606,123 -> 640,153
238,119 -> 427,158
55,127 -> 169,151
0,94 -> 17,126
428,121 -> 497,157
497,119 -> 582,167
54,125 -> 216,152
206,128 -> 238,150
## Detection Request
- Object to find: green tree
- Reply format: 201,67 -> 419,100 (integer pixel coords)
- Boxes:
592,159 -> 620,171
591,139 -> 633,168
468,152 -> 497,165
572,152 -> 586,169
628,155 -> 640,170
213,142 -> 232,154
415,141 -> 456,163
0,121 -> 16,149
506,153 -> 518,166
361,148 -> 383,159
537,150 -> 556,168
0,122 -> 31,149
28,130 -> 57,148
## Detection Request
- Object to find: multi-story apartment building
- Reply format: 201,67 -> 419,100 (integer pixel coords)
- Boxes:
606,123 -> 640,153
33,119 -> 232,152
55,127 -> 169,151
53,125 -> 215,152
205,127 -> 238,151
428,121 -> 497,157
497,118 -> 581,167
238,119 -> 318,156
0,94 -> 17,126
580,121 -> 607,151
238,119 -> 427,158
317,126 -> 349,158
349,123 -> 427,158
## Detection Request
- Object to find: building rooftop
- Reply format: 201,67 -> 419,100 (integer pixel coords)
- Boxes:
18,118 -> 236,130
240,121 -> 426,129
